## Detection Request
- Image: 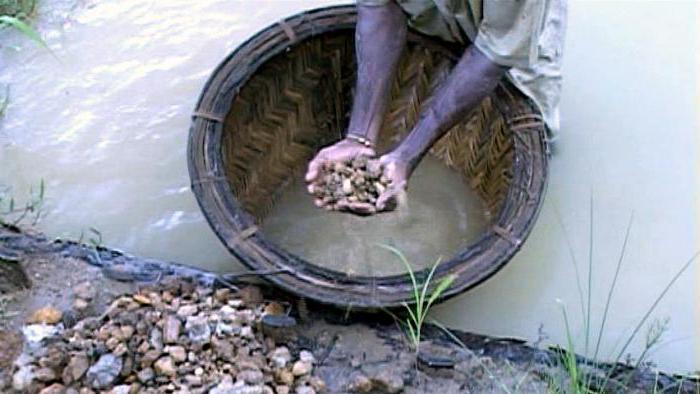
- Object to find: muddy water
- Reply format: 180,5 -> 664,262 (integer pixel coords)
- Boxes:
262,156 -> 487,276
0,0 -> 697,372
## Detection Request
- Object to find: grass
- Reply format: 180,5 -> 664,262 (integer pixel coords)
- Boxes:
379,244 -> 456,351
0,179 -> 46,226
550,200 -> 699,393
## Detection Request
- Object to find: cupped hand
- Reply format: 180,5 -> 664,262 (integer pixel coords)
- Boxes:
376,152 -> 410,211
305,138 -> 375,183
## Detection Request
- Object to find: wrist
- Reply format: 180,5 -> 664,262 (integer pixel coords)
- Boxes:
345,132 -> 375,148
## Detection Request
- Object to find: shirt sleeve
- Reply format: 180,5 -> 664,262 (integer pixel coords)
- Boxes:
474,0 -> 548,69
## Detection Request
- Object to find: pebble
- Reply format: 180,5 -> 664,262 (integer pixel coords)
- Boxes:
86,353 -> 122,389
39,383 -> 67,394
165,345 -> 187,362
237,368 -> 264,385
162,315 -> 181,344
291,360 -> 313,376
176,304 -> 198,317
270,346 -> 292,368
185,315 -> 211,344
73,282 -> 96,300
12,365 -> 34,391
295,386 -> 316,394
28,306 -> 63,325
153,356 -> 176,377
34,366 -> 57,382
66,353 -> 90,381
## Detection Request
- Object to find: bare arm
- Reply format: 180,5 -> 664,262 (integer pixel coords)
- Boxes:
305,2 -> 406,184
377,45 -> 507,209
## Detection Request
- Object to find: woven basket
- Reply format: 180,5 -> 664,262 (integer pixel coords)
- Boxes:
188,5 -> 548,309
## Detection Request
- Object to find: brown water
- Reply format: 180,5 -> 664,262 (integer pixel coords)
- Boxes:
262,156 -> 488,276
0,0 -> 697,372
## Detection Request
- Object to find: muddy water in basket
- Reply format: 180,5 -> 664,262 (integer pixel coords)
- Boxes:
262,156 -> 489,276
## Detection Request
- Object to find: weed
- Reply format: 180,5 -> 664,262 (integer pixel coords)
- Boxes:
0,179 -> 46,226
379,244 -> 456,350
551,201 -> 698,393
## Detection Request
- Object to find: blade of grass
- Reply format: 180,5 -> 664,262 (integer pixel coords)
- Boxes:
0,15 -> 47,48
552,203 -> 587,329
593,213 -> 634,360
611,250 -> 700,365
585,193 -> 593,357
378,243 -> 419,304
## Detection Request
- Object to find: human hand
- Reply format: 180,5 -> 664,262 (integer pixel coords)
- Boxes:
305,138 -> 375,183
376,152 -> 410,211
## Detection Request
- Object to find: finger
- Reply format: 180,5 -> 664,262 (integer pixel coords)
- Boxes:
305,156 -> 327,183
345,202 -> 377,216
376,181 -> 406,211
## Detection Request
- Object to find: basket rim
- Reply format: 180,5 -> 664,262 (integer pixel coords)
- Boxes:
187,4 -> 549,309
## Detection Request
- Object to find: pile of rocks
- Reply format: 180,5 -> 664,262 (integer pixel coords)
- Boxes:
309,157 -> 388,210
10,280 -> 323,394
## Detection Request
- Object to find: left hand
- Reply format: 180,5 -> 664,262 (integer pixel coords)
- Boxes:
376,152 -> 410,211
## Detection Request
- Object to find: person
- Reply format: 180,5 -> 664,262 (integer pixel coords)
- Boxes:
305,0 -> 566,214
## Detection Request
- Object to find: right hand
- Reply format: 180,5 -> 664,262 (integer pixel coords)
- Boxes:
304,138 -> 375,183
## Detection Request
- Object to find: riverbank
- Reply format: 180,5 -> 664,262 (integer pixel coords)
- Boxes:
0,223 -> 697,393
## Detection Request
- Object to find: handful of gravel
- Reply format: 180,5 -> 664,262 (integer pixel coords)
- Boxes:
310,157 -> 389,211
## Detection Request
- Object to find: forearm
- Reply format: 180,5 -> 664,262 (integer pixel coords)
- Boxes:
347,2 -> 407,143
392,45 -> 506,168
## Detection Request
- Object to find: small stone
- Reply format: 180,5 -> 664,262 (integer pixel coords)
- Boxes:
209,376 -> 235,394
270,347 -> 292,369
237,369 -> 264,385
372,369 -> 404,393
263,302 -> 285,316
292,360 -> 312,376
12,365 -> 35,391
105,337 -> 120,351
276,370 -> 294,386
132,294 -> 152,305
294,387 -> 316,394
113,342 -> 128,357
149,327 -> 164,350
237,286 -> 263,306
110,385 -> 131,394
141,349 -> 161,367
176,304 -> 198,317
347,373 -> 372,393
184,374 -> 203,386
165,345 -> 186,362
86,353 -> 122,389
308,377 -> 326,392
185,315 -> 211,344
119,325 -> 135,340
153,356 -> 176,377
214,288 -> 231,303
299,350 -> 315,364
162,316 -> 181,344
28,306 -> 63,324
240,326 -> 254,339
39,383 -> 66,394
194,367 -> 204,376
275,386 -> 290,394
73,281 -> 96,300
137,368 -> 154,383
66,353 -> 90,381
35,366 -> 58,382
72,298 -> 90,312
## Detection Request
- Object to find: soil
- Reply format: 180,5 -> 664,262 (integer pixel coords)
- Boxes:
1,223 -> 698,393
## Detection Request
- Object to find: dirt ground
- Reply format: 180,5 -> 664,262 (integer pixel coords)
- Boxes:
1,224 -> 698,393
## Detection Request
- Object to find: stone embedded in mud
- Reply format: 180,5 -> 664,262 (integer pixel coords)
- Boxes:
86,353 -> 122,389
28,306 -> 63,325
73,281 -> 96,301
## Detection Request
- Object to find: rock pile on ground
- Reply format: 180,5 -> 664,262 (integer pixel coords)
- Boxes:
309,157 -> 388,211
10,280 -> 324,394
